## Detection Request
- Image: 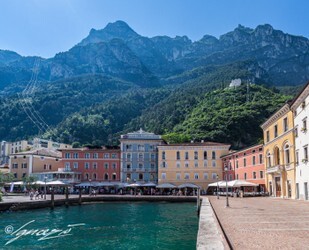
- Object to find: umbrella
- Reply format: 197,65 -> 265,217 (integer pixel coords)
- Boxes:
46,180 -> 68,186
227,180 -> 258,187
32,181 -> 46,185
156,183 -> 176,189
128,183 -> 141,187
177,183 -> 200,189
208,181 -> 227,187
96,182 -> 117,187
141,182 -> 157,187
75,182 -> 96,187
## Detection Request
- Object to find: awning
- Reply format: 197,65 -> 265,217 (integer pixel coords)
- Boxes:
227,180 -> 259,187
208,181 -> 228,187
46,180 -> 68,186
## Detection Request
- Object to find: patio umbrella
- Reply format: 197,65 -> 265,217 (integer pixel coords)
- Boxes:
227,180 -> 258,187
96,182 -> 116,187
46,180 -> 68,186
177,183 -> 200,189
208,181 -> 227,187
141,182 -> 157,187
32,181 -> 46,185
156,183 -> 176,189
128,183 -> 141,187
75,182 -> 96,187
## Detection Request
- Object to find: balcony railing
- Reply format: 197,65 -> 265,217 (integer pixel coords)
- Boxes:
266,165 -> 284,174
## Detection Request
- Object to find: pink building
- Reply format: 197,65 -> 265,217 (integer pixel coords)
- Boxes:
221,144 -> 266,191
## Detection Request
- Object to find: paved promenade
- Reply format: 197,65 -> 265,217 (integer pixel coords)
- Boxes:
208,196 -> 309,250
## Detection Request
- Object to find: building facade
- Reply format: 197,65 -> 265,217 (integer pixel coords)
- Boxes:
120,129 -> 164,183
291,81 -> 309,200
221,144 -> 265,191
9,148 -> 63,180
157,142 -> 230,191
61,147 -> 121,182
261,103 -> 296,199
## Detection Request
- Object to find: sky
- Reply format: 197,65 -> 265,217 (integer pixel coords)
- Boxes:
0,0 -> 308,58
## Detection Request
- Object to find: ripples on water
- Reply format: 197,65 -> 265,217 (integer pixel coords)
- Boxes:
0,202 -> 198,250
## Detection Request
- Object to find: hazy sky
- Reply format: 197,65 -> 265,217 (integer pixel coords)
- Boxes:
0,0 -> 308,58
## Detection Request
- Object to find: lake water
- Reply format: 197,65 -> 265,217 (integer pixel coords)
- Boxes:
0,202 -> 198,250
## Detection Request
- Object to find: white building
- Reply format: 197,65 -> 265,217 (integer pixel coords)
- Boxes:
229,78 -> 242,88
291,81 -> 309,200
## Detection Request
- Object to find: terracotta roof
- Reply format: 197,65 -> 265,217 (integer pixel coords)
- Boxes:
12,148 -> 61,158
158,141 -> 231,147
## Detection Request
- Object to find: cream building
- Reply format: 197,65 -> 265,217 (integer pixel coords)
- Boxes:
157,141 -> 230,192
291,81 -> 309,200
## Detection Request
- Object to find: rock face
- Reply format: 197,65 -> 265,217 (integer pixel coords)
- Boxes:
0,21 -> 309,90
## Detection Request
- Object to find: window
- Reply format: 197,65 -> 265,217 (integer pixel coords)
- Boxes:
229,174 -> 233,181
138,145 -> 144,151
194,173 -> 199,180
259,154 -> 263,164
112,173 -> 117,180
161,173 -> 166,180
126,174 -> 131,181
302,118 -> 307,132
21,163 -> 27,168
127,153 -> 131,160
85,153 -> 90,159
244,173 -> 247,180
295,127 -> 298,138
65,162 -> 70,170
22,173 -> 26,178
65,153 -> 71,159
85,173 -> 89,180
194,151 -> 198,160
138,163 -> 143,169
212,173 -> 217,180
162,151 -> 166,160
304,146 -> 308,161
150,163 -> 155,169
236,174 -> 239,180
204,151 -> 207,160
112,163 -> 117,169
139,173 -> 143,180
93,153 -> 98,159
104,163 -> 109,169
126,145 -> 132,150
139,153 -> 143,160
283,117 -> 288,132
229,162 -> 232,170
151,154 -> 155,161
253,172 -> 257,179
203,173 -> 208,180
284,144 -> 290,164
194,162 -> 198,168
93,162 -> 97,169
126,164 -> 131,170
162,162 -> 166,168
274,125 -> 278,138
236,160 -> 239,168
185,162 -> 189,168
296,151 -> 299,165
176,151 -> 180,160
302,101 -> 306,109
252,156 -> 256,165
176,173 -> 181,180
104,173 -> 109,180
104,153 -> 110,158
93,173 -> 97,180
84,162 -> 89,169
184,173 -> 189,180
212,151 -> 216,159
244,158 -> 247,167
212,161 -> 216,167
73,162 -> 78,169
13,173 -> 17,178
73,153 -> 79,159
259,171 -> 264,179
176,162 -> 180,168
267,151 -> 271,168
111,154 -> 117,159
204,161 -> 207,167
266,131 -> 270,142
185,152 -> 189,160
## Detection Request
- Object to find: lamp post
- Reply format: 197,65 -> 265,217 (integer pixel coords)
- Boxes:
216,174 -> 219,199
44,176 -> 47,200
224,166 -> 229,207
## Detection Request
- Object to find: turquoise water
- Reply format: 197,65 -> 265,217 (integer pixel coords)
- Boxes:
0,202 -> 198,250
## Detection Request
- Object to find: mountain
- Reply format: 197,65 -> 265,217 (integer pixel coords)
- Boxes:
0,21 -> 307,146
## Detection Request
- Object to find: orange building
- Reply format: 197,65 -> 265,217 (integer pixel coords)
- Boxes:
60,146 -> 121,182
221,144 -> 266,191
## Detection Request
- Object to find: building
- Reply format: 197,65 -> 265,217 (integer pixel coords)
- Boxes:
221,144 -> 265,191
9,148 -> 64,180
291,81 -> 309,200
0,141 -> 10,167
120,129 -> 164,183
60,146 -> 121,182
157,141 -> 231,191
261,103 -> 296,198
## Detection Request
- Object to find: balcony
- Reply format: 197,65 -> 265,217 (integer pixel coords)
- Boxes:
266,165 -> 284,174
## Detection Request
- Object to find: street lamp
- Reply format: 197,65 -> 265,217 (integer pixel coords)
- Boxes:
216,174 -> 219,199
44,176 -> 47,200
224,166 -> 229,207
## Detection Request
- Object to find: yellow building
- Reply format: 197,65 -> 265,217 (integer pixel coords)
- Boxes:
157,142 -> 230,192
261,103 -> 296,198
